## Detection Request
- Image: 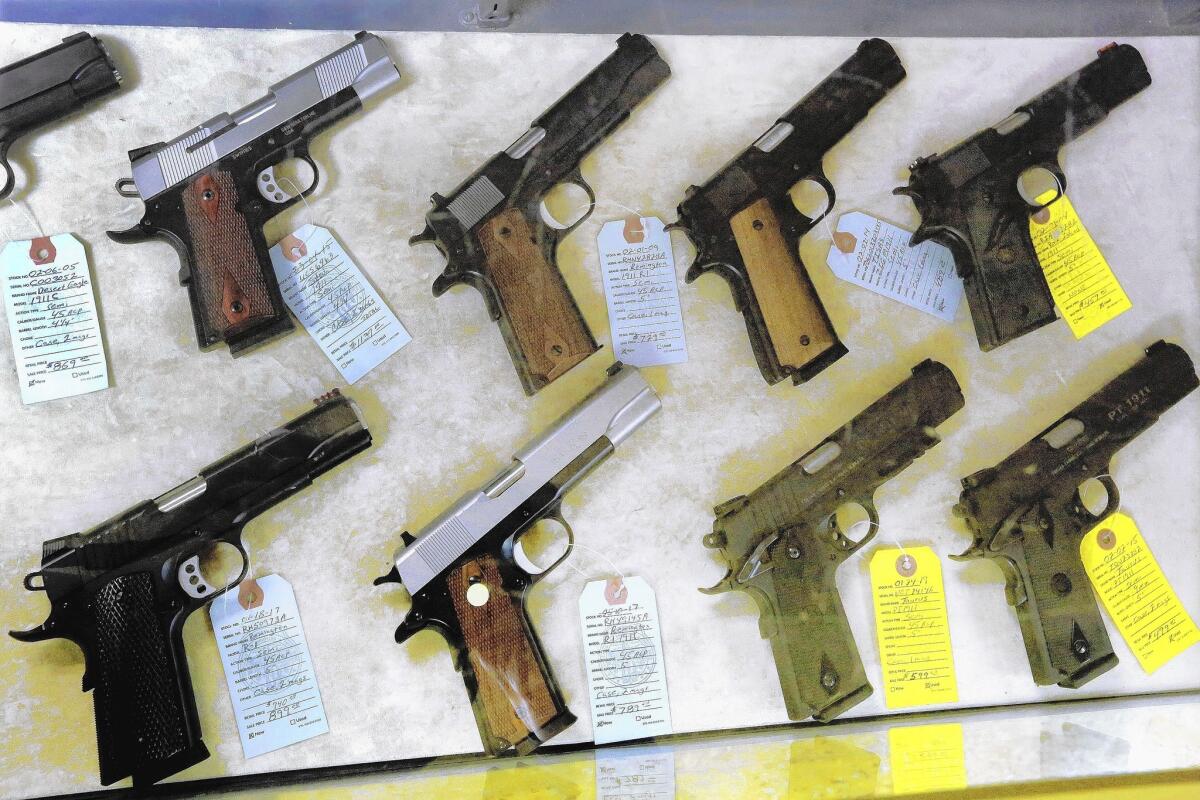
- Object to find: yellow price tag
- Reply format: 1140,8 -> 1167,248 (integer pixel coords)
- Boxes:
1029,189 -> 1131,338
1080,512 -> 1200,673
888,723 -> 967,795
869,546 -> 957,709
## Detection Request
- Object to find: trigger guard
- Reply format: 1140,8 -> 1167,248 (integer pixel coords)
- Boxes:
832,500 -> 879,552
561,176 -> 596,236
803,172 -> 837,227
513,514 -> 575,580
0,152 -> 14,201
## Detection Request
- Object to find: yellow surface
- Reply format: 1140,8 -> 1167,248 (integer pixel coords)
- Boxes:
1080,513 -> 1200,673
888,723 -> 968,795
1029,190 -> 1131,338
869,547 -> 958,709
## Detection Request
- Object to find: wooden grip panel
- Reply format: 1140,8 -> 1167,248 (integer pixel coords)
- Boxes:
730,198 -> 838,371
447,553 -> 569,753
181,169 -> 281,346
477,208 -> 598,391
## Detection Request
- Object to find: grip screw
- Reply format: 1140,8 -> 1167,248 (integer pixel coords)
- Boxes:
1073,639 -> 1089,657
821,669 -> 838,690
800,335 -> 811,346
230,301 -> 244,314
787,546 -> 801,559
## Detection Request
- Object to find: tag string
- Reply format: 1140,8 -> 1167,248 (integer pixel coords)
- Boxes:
277,176 -> 318,241
1,198 -> 47,245
561,541 -> 626,585
217,551 -> 255,619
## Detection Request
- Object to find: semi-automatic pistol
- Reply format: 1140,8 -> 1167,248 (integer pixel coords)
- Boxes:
954,340 -> 1197,687
702,360 -> 963,721
411,34 -> 670,395
108,32 -> 400,356
376,363 -> 661,753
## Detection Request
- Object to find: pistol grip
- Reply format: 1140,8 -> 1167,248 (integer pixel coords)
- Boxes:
90,572 -> 208,786
447,553 -> 575,754
997,522 -> 1117,688
476,208 -> 599,394
958,201 -> 1057,351
763,556 -> 872,722
728,198 -> 846,384
177,168 -> 293,355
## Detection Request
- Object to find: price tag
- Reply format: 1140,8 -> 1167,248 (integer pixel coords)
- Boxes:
597,216 -> 687,367
270,224 -> 410,383
1030,190 -> 1131,337
827,211 -> 963,321
869,546 -> 957,709
579,576 -> 672,745
888,723 -> 967,795
209,574 -> 329,758
1080,513 -> 1200,673
1,234 -> 108,403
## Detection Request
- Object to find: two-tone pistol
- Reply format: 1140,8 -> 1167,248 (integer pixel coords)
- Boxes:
376,363 -> 661,753
954,340 -> 1198,687
411,34 -> 670,395
673,39 -> 905,385
702,360 -> 963,721
0,32 -> 123,199
895,44 -> 1151,351
109,32 -> 400,356
11,393 -> 372,786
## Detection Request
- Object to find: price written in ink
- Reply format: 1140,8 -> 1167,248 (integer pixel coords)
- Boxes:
269,224 -> 410,383
210,575 -> 329,758
1,234 -> 108,404
579,577 -> 673,745
597,217 -> 688,367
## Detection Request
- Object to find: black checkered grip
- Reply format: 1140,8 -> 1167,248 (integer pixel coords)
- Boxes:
91,572 -> 207,785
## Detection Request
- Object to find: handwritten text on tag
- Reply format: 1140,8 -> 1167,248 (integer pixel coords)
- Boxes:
1030,191 -> 1130,338
1080,513 -> 1199,673
828,211 -> 962,321
209,574 -> 329,758
869,546 -> 958,709
579,576 -> 672,745
597,216 -> 687,367
1,234 -> 108,404
270,224 -> 410,383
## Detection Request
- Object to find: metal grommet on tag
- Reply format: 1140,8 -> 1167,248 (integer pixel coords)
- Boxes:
279,233 -> 308,263
622,214 -> 644,244
238,578 -> 264,610
896,553 -> 917,577
604,577 -> 627,605
28,237 -> 55,265
1097,528 -> 1117,550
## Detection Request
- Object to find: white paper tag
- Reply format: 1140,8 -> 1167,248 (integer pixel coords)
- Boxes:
579,576 -> 672,745
209,574 -> 329,759
826,211 -> 963,321
596,748 -> 676,800
269,224 -> 410,383
1,234 -> 108,404
597,216 -> 687,367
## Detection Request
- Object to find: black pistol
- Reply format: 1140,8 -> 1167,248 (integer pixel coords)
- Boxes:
895,44 -> 1151,351
0,32 -> 122,199
673,39 -> 905,385
954,341 -> 1198,687
11,393 -> 372,786
410,33 -> 671,395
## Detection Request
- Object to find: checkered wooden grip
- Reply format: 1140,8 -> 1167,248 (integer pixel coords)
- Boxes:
447,553 -> 573,754
181,168 -> 288,349
476,208 -> 598,394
